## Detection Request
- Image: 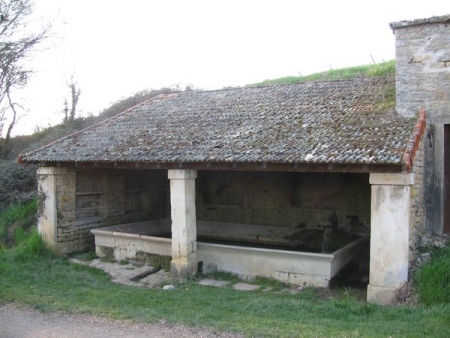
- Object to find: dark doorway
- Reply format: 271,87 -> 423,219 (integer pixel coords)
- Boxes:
444,125 -> 450,234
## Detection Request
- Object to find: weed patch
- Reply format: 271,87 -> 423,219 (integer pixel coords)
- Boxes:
415,244 -> 450,305
202,271 -> 242,284
86,250 -> 97,260
0,200 -> 37,248
9,229 -> 53,262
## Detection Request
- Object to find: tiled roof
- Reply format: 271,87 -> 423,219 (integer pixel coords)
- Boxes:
20,77 -> 421,168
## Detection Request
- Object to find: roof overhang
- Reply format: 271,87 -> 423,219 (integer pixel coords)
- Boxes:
31,160 -> 405,174
390,14 -> 450,30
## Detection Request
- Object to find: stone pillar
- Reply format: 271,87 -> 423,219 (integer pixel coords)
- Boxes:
367,173 -> 414,305
37,167 -> 76,254
37,167 -> 58,247
168,169 -> 198,278
37,167 -> 75,254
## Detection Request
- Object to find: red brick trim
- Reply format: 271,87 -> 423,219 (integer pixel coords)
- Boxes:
404,110 -> 426,172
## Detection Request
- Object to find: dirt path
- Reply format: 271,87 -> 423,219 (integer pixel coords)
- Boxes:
0,303 -> 242,338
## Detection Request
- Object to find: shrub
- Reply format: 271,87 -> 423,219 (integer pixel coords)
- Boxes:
0,160 -> 37,209
415,244 -> 450,305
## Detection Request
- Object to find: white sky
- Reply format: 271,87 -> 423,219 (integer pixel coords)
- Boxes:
9,0 -> 450,135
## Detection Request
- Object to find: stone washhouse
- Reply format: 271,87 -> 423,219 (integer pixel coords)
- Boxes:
19,14 -> 450,305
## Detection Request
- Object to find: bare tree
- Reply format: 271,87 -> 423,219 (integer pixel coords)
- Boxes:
66,75 -> 80,122
0,0 -> 49,157
62,98 -> 69,123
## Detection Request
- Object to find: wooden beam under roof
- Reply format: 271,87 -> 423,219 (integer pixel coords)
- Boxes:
44,160 -> 405,173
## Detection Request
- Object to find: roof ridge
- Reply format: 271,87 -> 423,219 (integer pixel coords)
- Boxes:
179,76 -> 394,95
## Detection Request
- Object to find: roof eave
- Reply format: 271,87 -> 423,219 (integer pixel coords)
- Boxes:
24,160 -> 405,174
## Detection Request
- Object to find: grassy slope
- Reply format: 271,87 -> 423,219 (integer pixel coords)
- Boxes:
0,200 -> 37,247
415,245 -> 450,305
249,60 -> 395,86
1,255 -> 449,337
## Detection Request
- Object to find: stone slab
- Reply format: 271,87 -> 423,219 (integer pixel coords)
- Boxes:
232,282 -> 261,291
197,279 -> 230,287
139,270 -> 172,288
70,258 -> 160,287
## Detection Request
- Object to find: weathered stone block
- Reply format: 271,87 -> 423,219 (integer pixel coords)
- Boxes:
367,284 -> 403,306
170,255 -> 198,278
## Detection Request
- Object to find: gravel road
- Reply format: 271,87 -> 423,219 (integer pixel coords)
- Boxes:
0,303 -> 242,338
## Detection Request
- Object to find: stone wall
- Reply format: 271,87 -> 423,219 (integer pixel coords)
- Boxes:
392,16 -> 450,237
409,138 -> 449,273
409,138 -> 426,267
39,168 -> 169,254
196,171 -> 370,232
393,17 -> 450,117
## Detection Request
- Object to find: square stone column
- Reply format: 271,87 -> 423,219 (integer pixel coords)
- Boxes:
37,167 -> 76,254
368,173 -> 414,305
168,169 -> 198,278
37,167 -> 58,246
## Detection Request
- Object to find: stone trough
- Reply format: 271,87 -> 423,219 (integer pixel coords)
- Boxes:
91,219 -> 368,287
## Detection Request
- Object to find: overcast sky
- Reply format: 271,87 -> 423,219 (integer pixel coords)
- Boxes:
10,0 -> 450,135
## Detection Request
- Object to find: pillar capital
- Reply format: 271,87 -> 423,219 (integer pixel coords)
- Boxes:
168,169 -> 197,180
37,167 -> 73,176
369,173 -> 414,186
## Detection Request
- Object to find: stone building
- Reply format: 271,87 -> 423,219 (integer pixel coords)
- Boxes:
391,15 -> 450,237
19,13 -> 449,305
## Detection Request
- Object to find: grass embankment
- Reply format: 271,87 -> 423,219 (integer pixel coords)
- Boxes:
415,244 -> 450,306
250,60 -> 395,86
0,200 -> 37,248
1,204 -> 450,337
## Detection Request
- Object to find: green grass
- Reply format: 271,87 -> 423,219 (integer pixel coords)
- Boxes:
0,199 -> 37,248
249,60 -> 395,86
1,253 -> 449,337
415,245 -> 450,306
1,201 -> 449,337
